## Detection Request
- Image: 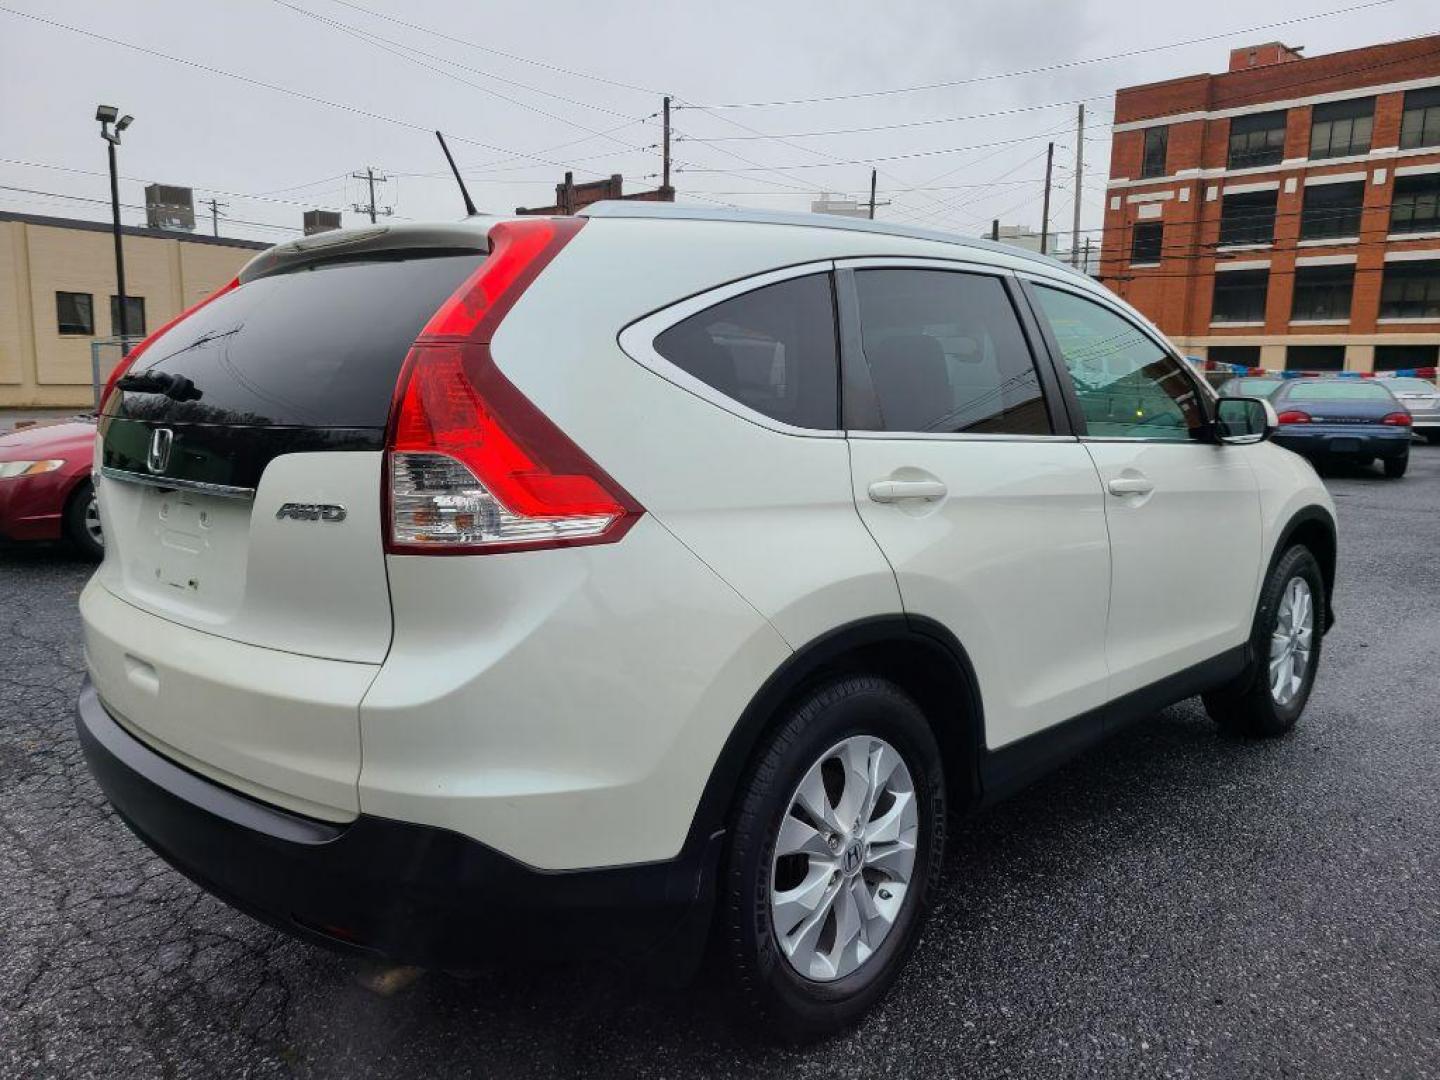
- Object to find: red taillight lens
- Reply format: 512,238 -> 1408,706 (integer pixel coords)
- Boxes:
97,277 -> 240,413
1382,411 -> 1413,426
384,218 -> 642,555
1276,410 -> 1312,424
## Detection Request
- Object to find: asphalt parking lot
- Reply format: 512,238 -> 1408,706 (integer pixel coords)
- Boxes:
2,449 -> 1438,1080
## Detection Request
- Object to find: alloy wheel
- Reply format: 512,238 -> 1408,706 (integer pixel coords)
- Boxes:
1269,576 -> 1313,706
769,735 -> 918,982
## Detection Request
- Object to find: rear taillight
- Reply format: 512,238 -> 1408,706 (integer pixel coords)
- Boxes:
383,217 -> 642,555
1382,411 -> 1413,427
97,277 -> 239,414
1276,410 -> 1312,424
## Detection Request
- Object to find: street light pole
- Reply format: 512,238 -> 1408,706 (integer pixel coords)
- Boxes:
96,105 -> 134,344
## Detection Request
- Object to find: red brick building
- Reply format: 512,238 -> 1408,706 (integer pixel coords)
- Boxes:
516,172 -> 674,216
1100,35 -> 1440,373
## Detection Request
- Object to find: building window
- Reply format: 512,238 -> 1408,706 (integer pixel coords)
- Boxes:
1391,173 -> 1440,235
1286,345 -> 1345,371
1141,126 -> 1168,179
1228,111 -> 1287,169
1400,87 -> 1440,151
1380,260 -> 1440,320
1218,190 -> 1278,246
109,295 -> 146,338
55,291 -> 94,336
1130,222 -> 1163,264
1212,270 -> 1269,323
1300,181 -> 1365,241
1291,265 -> 1354,321
1374,344 -> 1439,369
1309,98 -> 1374,159
1208,345 -> 1262,368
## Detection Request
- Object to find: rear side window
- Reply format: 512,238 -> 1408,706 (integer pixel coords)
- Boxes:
111,252 -> 484,428
653,274 -> 839,430
853,269 -> 1051,435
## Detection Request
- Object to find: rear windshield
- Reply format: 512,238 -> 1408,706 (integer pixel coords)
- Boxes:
108,252 -> 483,428
1283,381 -> 1395,402
1381,378 -> 1437,394
1226,378 -> 1281,397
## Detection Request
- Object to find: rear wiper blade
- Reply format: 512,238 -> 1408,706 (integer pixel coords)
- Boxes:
115,370 -> 203,402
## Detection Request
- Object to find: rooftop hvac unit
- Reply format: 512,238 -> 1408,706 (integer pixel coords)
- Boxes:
144,184 -> 195,231
303,209 -> 342,235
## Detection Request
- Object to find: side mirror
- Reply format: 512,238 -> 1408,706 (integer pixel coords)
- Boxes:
1214,396 -> 1276,445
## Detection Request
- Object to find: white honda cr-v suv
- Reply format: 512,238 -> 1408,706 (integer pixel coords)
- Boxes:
77,203 -> 1336,1038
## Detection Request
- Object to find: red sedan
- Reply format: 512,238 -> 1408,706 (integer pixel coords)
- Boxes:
0,419 -> 102,558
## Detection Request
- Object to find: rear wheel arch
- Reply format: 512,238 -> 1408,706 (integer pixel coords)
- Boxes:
685,616 -> 985,857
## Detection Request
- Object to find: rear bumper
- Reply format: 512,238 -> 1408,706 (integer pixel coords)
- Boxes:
76,679 -> 720,974
1273,426 -> 1411,459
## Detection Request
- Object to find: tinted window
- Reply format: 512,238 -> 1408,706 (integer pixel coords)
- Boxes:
1033,286 -> 1204,441
1299,181 -> 1364,241
1399,87 -> 1440,150
109,295 -> 146,337
56,291 -> 94,335
1212,270 -> 1269,323
654,274 -> 838,430
1228,111 -> 1287,169
1285,345 -> 1346,371
1391,173 -> 1440,235
1291,265 -> 1354,321
1380,260 -> 1440,320
1219,190 -> 1278,246
1310,98 -> 1374,159
1130,222 -> 1163,264
1141,127 -> 1168,178
1283,381 -> 1393,402
852,269 -> 1050,435
110,253 -> 483,427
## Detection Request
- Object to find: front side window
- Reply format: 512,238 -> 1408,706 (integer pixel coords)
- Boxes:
1291,265 -> 1355,321
1228,111 -> 1287,169
653,273 -> 839,430
1032,285 -> 1204,441
1380,260 -> 1440,320
1130,222 -> 1163,264
1219,190 -> 1278,246
56,291 -> 94,335
1400,87 -> 1440,150
1300,182 -> 1364,241
1309,98 -> 1374,159
1141,126 -> 1169,178
1391,173 -> 1440,235
852,269 -> 1050,435
1212,270 -> 1270,323
109,295 -> 146,338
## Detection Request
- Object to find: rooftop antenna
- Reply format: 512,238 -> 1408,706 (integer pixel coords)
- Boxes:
435,130 -> 478,217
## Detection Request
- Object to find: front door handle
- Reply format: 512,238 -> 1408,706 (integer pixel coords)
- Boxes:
868,479 -> 948,503
1106,475 -> 1155,497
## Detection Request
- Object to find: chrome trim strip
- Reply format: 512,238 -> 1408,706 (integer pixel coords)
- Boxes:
100,466 -> 256,500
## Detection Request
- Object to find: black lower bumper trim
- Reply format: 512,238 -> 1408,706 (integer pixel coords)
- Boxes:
75,680 -> 720,973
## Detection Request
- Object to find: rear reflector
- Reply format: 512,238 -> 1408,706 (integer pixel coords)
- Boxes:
383,218 -> 642,555
99,277 -> 239,413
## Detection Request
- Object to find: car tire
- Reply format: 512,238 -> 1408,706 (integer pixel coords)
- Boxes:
1203,545 -> 1324,738
720,675 -> 946,1041
1425,431 -> 1440,446
63,479 -> 104,561
1383,453 -> 1408,478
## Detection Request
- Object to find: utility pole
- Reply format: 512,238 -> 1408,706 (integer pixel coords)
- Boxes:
992,219 -> 1000,242
1071,104 -> 1085,267
202,197 -> 228,238
1040,141 -> 1054,255
351,166 -> 393,224
868,168 -> 877,220
95,105 -> 134,343
662,96 -> 672,191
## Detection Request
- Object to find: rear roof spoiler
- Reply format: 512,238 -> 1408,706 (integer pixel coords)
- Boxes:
239,220 -> 494,283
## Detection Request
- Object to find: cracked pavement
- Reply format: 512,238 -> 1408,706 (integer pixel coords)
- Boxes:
2,449 -> 1439,1079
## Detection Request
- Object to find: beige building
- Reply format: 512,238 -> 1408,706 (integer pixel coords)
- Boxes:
0,211 -> 267,412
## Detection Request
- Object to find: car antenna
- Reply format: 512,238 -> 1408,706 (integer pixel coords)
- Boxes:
435,130 -> 478,217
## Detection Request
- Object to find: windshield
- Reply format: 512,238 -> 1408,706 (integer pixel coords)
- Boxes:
1282,381 -> 1396,402
1381,378 -> 1438,394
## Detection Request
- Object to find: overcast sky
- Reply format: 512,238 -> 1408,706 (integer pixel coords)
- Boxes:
1,0 -> 1434,251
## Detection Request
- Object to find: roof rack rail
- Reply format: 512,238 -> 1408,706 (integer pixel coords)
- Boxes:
578,201 -> 1083,277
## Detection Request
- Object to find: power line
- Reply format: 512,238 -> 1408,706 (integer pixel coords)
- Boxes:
0,184 -> 301,234
686,0 -> 1403,109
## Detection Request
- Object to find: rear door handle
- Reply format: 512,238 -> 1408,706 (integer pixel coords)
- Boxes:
1106,476 -> 1155,497
868,479 -> 948,503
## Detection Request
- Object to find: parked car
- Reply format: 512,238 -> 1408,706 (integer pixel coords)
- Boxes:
0,419 -> 101,558
1270,378 -> 1413,477
74,205 -> 1337,1039
1377,376 -> 1440,443
1217,376 -> 1284,398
